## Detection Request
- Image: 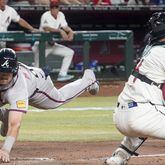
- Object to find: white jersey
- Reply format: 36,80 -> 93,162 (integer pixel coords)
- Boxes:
119,44 -> 165,105
0,5 -> 20,32
32,10 -> 74,76
114,44 -> 165,139
0,5 -> 20,48
0,63 -> 95,113
39,11 -> 68,31
0,63 -> 43,113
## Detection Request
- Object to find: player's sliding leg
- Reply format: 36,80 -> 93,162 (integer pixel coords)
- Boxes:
58,69 -> 99,99
32,69 -> 100,109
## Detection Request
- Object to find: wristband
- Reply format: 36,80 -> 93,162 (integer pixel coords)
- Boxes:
2,136 -> 16,153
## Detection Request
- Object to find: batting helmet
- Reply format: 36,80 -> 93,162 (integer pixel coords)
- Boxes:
148,12 -> 165,42
0,48 -> 18,76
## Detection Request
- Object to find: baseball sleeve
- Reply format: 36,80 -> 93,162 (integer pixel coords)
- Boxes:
60,12 -> 68,28
40,13 -> 50,30
10,7 -> 20,23
6,74 -> 28,113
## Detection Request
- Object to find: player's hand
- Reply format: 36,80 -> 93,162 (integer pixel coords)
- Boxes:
31,28 -> 40,32
59,29 -> 69,41
0,149 -> 10,163
67,32 -> 74,41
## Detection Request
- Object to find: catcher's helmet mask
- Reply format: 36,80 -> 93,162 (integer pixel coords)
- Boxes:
148,12 -> 165,43
0,48 -> 18,76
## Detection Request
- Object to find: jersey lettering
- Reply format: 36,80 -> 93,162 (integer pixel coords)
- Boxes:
134,59 -> 144,72
133,59 -> 144,83
23,72 -> 30,80
5,16 -> 10,23
43,20 -> 48,24
30,69 -> 39,78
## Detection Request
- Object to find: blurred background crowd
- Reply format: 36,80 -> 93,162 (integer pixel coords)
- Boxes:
7,0 -> 165,6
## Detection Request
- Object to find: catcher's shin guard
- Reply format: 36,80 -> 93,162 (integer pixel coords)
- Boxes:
0,109 -> 9,137
104,136 -> 147,165
120,136 -> 147,155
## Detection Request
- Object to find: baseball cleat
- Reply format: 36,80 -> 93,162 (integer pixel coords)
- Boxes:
82,69 -> 99,95
88,81 -> 99,95
104,148 -> 130,165
0,109 -> 9,137
57,74 -> 74,82
104,156 -> 124,165
82,69 -> 97,82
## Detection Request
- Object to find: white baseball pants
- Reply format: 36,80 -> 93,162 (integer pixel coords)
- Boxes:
29,74 -> 93,109
114,101 -> 165,139
32,42 -> 74,76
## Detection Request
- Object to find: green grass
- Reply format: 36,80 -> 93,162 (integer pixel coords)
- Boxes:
62,96 -> 118,107
0,96 -> 123,141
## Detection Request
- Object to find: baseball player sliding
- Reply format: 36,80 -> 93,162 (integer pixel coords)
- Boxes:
32,0 -> 75,82
0,48 -> 99,163
105,12 -> 165,165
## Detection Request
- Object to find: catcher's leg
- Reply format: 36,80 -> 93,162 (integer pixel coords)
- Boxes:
0,109 -> 9,137
104,136 -> 147,165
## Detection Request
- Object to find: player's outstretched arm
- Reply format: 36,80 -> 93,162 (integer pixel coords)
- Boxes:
43,26 -> 61,33
18,18 -> 39,32
0,111 -> 24,163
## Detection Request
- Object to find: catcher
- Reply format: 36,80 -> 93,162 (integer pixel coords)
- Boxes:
0,48 -> 99,163
105,12 -> 165,165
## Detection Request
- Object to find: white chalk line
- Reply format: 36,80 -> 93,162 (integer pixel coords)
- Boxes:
133,153 -> 165,158
77,154 -> 165,161
104,154 -> 165,159
29,106 -> 116,112
11,157 -> 54,161
77,154 -> 165,162
10,154 -> 165,162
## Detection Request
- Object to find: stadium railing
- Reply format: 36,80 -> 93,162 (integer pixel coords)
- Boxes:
0,30 -> 134,79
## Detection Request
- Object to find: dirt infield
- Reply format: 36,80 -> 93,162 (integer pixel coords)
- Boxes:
2,139 -> 165,164
56,80 -> 126,97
